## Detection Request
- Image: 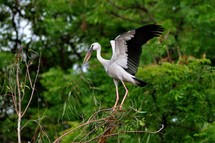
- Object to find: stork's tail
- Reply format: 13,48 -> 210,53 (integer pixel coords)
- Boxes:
133,77 -> 147,87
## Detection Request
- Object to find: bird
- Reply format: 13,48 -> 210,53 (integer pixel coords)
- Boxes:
83,24 -> 163,111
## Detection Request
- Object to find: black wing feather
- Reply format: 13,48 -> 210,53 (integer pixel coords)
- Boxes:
125,24 -> 164,75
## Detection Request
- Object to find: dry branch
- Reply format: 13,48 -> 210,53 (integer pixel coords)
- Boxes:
53,108 -> 164,143
11,49 -> 41,143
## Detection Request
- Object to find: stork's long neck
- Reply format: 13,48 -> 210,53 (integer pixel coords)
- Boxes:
96,45 -> 109,70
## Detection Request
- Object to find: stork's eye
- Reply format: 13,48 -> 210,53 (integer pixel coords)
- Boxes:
90,45 -> 94,50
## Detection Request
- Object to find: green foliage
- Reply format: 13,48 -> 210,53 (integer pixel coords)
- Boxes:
0,52 -> 14,68
40,67 -> 94,120
132,58 -> 215,142
195,122 -> 215,143
0,52 -> 14,95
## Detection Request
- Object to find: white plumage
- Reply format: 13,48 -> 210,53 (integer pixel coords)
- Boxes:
84,24 -> 163,111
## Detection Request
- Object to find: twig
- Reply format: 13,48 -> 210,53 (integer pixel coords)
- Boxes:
72,108 -> 113,142
107,0 -> 153,24
75,121 -> 105,142
109,11 -> 142,24
22,53 -> 41,117
13,49 -> 41,143
12,92 -> 18,114
54,106 -> 164,143
32,119 -> 51,143
82,124 -> 164,143
88,108 -> 113,121
53,118 -> 107,143
16,53 -> 22,143
107,0 -> 126,10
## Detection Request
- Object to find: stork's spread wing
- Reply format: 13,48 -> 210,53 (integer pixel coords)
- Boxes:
110,24 -> 163,75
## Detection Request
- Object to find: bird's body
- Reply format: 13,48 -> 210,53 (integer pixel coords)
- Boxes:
84,24 -> 163,110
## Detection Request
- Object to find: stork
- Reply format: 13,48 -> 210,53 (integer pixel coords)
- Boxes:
83,24 -> 163,111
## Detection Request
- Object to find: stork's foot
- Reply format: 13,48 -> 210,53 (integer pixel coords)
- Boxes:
112,106 -> 123,111
112,106 -> 117,111
112,106 -> 124,112
119,105 -> 123,110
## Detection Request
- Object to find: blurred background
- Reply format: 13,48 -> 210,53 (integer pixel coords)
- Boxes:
0,0 -> 215,142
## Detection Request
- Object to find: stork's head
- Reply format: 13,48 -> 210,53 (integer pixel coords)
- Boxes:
83,42 -> 100,63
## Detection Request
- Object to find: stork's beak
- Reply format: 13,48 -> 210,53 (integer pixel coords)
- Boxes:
83,47 -> 93,63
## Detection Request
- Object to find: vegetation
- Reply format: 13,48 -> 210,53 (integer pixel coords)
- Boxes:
0,0 -> 215,142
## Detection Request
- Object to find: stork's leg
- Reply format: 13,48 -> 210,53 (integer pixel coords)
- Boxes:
113,79 -> 119,111
119,81 -> 128,110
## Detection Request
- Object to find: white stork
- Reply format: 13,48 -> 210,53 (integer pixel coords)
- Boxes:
83,24 -> 163,111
